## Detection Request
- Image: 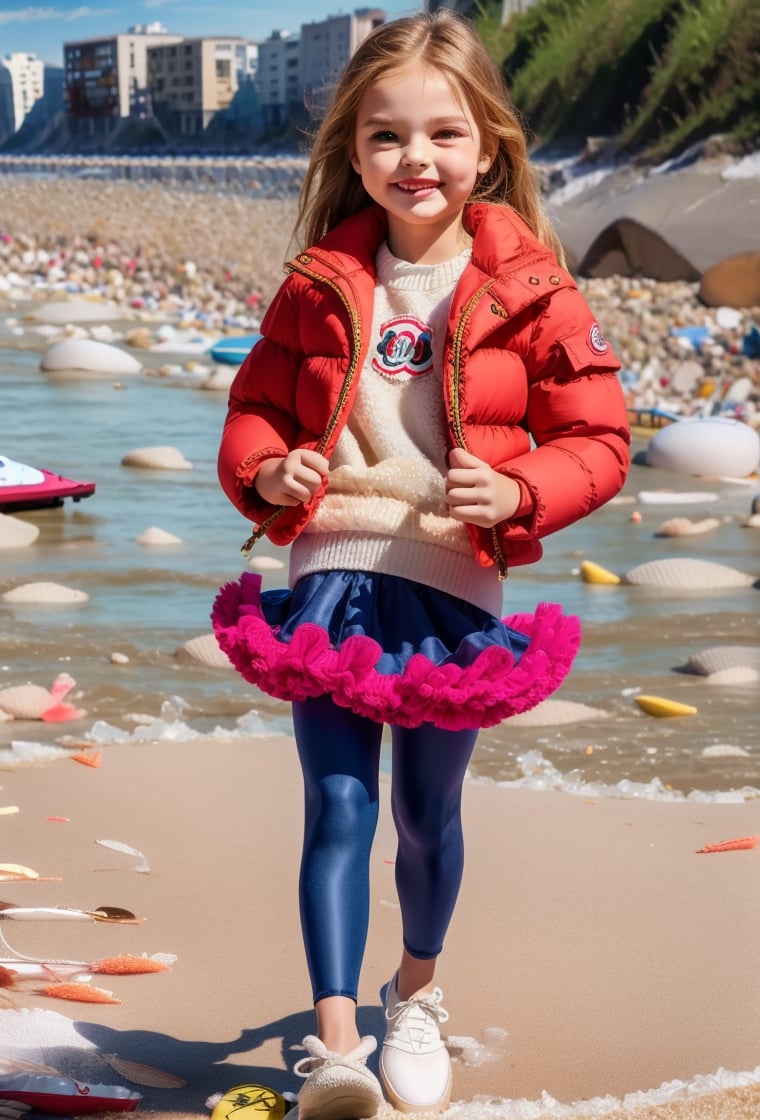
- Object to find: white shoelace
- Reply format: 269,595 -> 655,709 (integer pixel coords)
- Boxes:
293,1034 -> 377,1078
385,987 -> 449,1051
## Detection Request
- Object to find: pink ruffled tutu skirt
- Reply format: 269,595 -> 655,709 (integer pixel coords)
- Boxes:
211,570 -> 581,731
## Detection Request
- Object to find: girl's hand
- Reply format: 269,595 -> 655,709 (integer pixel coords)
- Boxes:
445,447 -> 521,528
255,449 -> 329,506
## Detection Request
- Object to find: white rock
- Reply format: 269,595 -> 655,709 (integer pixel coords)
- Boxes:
30,299 -> 124,324
110,651 -> 130,664
645,417 -> 760,478
625,557 -> 755,590
686,645 -> 760,675
248,555 -> 286,572
704,666 -> 759,686
137,526 -> 183,545
0,513 -> 40,549
201,367 -> 237,391
506,699 -> 610,726
2,581 -> 89,604
121,446 -> 192,470
41,338 -> 143,375
700,743 -> 750,758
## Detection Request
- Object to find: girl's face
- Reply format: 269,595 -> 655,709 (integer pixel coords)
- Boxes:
350,65 -> 491,263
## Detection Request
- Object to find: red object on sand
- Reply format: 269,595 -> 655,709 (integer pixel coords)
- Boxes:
696,835 -> 759,853
0,1074 -> 140,1115
0,456 -> 95,512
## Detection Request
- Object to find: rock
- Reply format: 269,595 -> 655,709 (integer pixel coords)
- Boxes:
137,526 -> 183,545
644,418 -> 760,479
248,555 -> 286,572
704,666 -> 759,686
30,298 -> 124,324
2,581 -> 89,604
121,446 -> 192,470
624,557 -> 755,590
506,698 -> 610,726
685,645 -> 760,675
0,513 -> 40,548
654,516 -> 721,536
41,338 -> 143,375
110,651 -> 130,664
698,252 -> 760,308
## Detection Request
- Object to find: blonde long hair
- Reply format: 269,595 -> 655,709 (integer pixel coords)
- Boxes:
296,9 -> 565,265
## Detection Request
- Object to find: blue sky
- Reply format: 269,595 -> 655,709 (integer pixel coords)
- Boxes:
0,0 -> 423,67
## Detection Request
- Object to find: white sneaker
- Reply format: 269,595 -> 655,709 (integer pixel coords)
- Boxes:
293,1034 -> 383,1120
380,974 -> 452,1114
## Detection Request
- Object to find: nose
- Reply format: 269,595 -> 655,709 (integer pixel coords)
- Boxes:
402,135 -> 431,168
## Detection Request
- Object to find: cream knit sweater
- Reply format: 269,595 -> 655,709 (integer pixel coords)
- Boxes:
289,242 -> 503,615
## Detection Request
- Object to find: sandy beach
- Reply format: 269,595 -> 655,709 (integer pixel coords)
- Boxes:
1,735 -> 760,1120
1,161 -> 759,1119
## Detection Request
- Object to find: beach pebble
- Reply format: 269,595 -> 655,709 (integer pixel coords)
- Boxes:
30,298 -> 125,324
201,367 -> 237,391
644,417 -> 760,479
0,683 -> 54,719
654,516 -> 721,536
248,555 -> 286,572
700,743 -> 751,758
624,557 -> 755,590
685,645 -> 760,675
110,652 -> 130,664
137,526 -> 183,545
704,666 -> 759,686
698,251 -> 760,308
175,633 -> 234,670
506,699 -> 610,726
0,513 -> 40,548
40,338 -> 143,375
2,581 -> 89,604
121,446 -> 193,470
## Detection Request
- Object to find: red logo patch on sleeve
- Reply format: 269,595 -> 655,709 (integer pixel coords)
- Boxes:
588,323 -> 609,354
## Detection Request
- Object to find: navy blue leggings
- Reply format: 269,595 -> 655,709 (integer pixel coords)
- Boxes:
292,694 -> 477,1003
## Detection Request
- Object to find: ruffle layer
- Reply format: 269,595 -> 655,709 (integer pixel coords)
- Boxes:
211,572 -> 581,731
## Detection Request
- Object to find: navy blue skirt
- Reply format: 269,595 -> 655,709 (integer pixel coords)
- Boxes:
212,569 -> 581,731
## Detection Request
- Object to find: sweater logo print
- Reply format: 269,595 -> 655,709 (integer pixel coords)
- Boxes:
372,315 -> 434,379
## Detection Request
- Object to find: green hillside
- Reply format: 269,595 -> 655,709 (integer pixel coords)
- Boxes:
475,0 -> 760,162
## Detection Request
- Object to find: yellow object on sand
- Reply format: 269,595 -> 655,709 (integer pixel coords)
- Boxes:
580,560 -> 621,585
211,1085 -> 289,1120
635,695 -> 698,718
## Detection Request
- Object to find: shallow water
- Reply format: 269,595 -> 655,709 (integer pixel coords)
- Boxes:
1,340 -> 758,796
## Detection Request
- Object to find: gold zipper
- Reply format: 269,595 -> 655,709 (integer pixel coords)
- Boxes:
449,279 -> 509,581
240,256 -> 362,556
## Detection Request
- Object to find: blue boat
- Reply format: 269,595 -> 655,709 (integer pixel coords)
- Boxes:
208,333 -> 262,365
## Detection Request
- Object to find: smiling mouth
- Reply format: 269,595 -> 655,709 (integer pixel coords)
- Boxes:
396,180 -> 442,192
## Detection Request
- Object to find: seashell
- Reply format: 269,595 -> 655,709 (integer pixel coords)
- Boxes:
121,446 -> 192,470
624,557 -> 754,590
686,645 -> 760,675
105,1056 -> 186,1088
95,838 -> 150,873
0,684 -> 54,719
136,526 -> 183,545
0,514 -> 40,549
507,699 -> 610,727
2,582 -> 89,604
175,633 -> 234,670
704,666 -> 759,686
654,516 -> 721,537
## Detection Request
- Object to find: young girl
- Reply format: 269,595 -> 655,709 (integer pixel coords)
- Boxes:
213,10 -> 630,1119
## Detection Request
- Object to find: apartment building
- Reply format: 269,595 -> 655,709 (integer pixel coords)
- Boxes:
257,30 -> 301,130
148,37 -> 253,135
300,8 -> 385,117
0,52 -> 44,144
63,23 -> 183,138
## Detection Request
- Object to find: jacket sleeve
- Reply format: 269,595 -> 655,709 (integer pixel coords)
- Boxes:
496,285 -> 631,545
217,281 -> 303,523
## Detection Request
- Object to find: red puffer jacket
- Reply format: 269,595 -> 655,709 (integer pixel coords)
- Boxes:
219,202 -> 630,576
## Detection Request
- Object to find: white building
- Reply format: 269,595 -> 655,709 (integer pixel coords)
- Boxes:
300,8 -> 385,116
257,30 -> 301,129
0,52 -> 44,143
